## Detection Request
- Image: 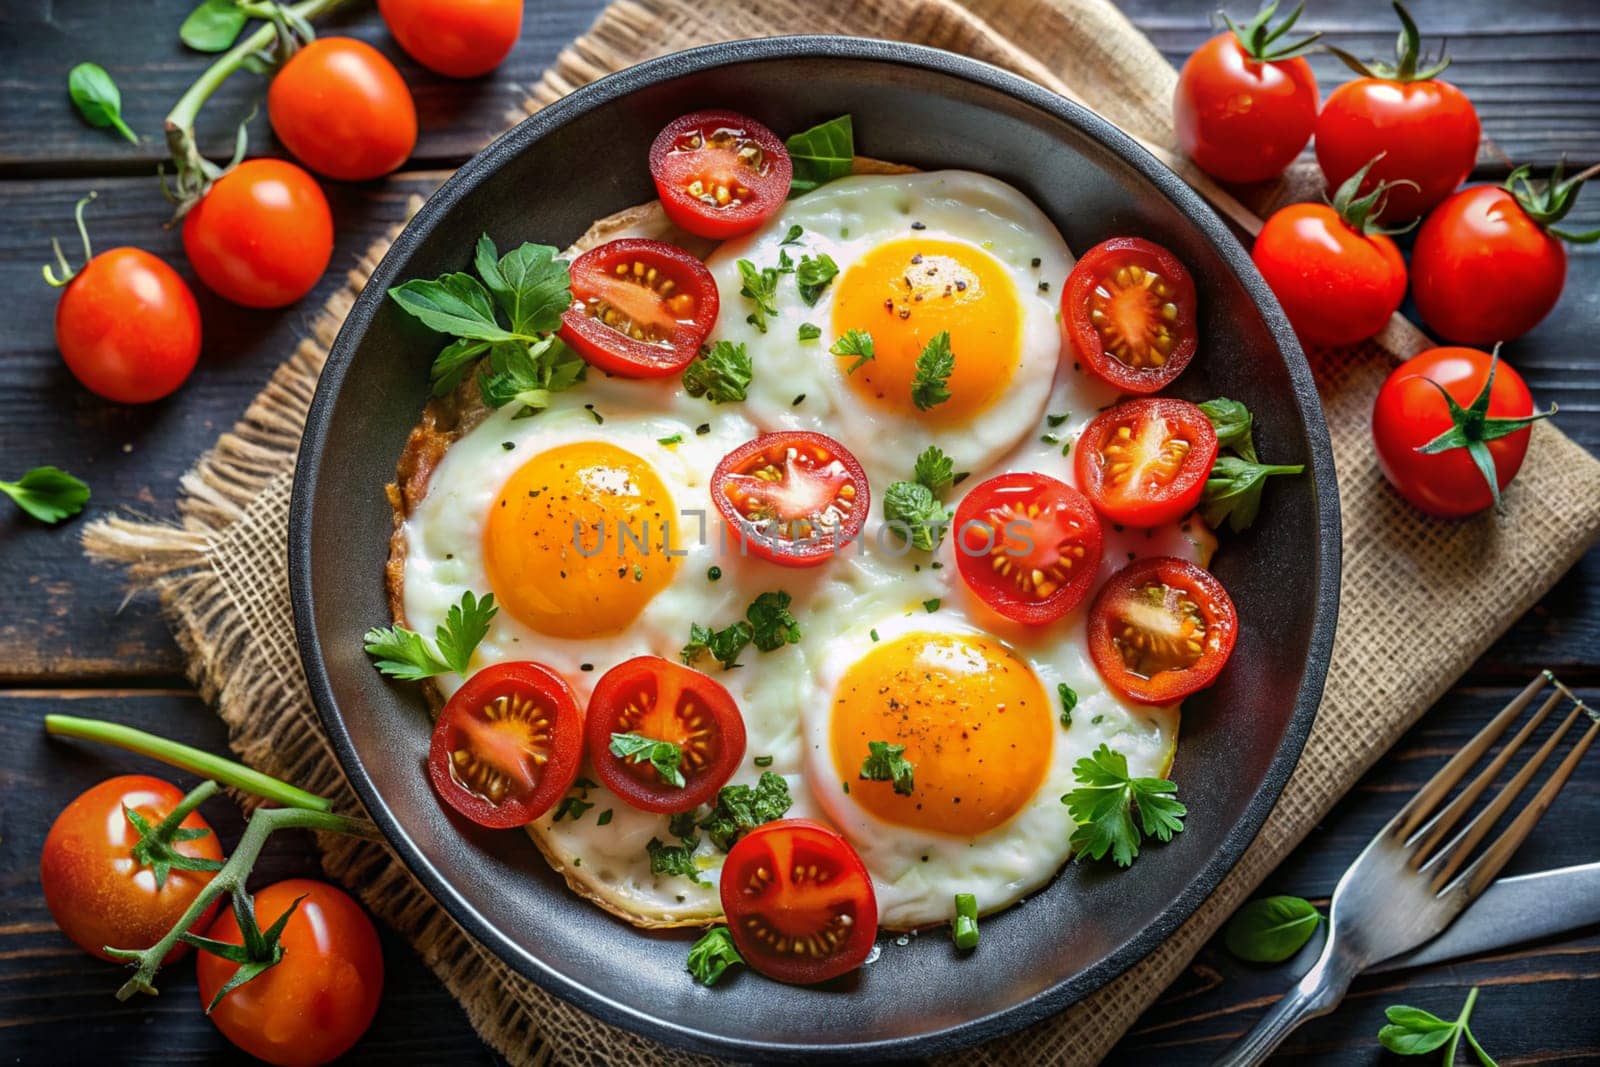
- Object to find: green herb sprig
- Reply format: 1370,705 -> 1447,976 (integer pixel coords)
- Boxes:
1061,743 -> 1186,867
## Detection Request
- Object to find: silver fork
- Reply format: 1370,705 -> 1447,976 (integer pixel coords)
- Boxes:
1215,672 -> 1596,1066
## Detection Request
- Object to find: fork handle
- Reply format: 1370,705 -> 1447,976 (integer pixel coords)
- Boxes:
1211,935 -> 1363,1067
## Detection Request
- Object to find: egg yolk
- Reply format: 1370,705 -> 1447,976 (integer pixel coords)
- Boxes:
483,442 -> 679,639
831,238 -> 1023,424
830,631 -> 1052,836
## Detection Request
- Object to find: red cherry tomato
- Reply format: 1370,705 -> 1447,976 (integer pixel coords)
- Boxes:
427,661 -> 585,828
1061,237 -> 1198,395
712,431 -> 869,568
1313,7 -> 1478,221
649,110 -> 793,240
195,879 -> 382,1067
1371,346 -> 1550,518
40,775 -> 222,964
1088,556 -> 1237,705
378,0 -> 521,79
268,37 -> 417,182
1075,398 -> 1219,527
557,238 -> 720,377
1411,184 -> 1570,345
720,819 -> 878,985
54,245 -> 201,404
952,472 -> 1104,625
182,159 -> 334,309
585,656 -> 746,814
1173,14 -> 1318,184
1252,196 -> 1407,348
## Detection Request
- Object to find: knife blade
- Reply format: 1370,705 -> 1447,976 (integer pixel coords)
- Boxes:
1368,861 -> 1600,973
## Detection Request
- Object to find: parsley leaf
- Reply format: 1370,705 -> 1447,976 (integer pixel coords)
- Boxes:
681,620 -> 754,670
683,341 -> 752,404
785,115 -> 854,195
780,224 -> 804,245
364,591 -> 496,681
391,272 -> 517,342
430,338 -> 490,397
1198,397 -> 1259,463
474,235 -> 572,336
610,733 -> 686,788
699,772 -> 792,851
2,466 -> 90,524
910,331 -> 955,410
478,336 -> 586,418
830,329 -> 875,374
796,253 -> 839,305
646,836 -> 705,885
860,741 -> 915,795
1224,895 -> 1322,963
737,259 -> 780,333
798,322 -> 821,341
746,591 -> 801,652
1379,987 -> 1496,1066
1061,743 -> 1186,867
553,794 -> 594,822
1057,683 -> 1077,728
1200,456 -> 1304,533
882,479 -> 948,552
687,927 -> 744,986
912,445 -> 954,495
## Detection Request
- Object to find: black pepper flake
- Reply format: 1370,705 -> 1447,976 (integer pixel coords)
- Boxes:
501,441 -> 515,451
792,394 -> 805,406
911,220 -> 926,230
1038,280 -> 1051,293
898,308 -> 910,319
1112,523 -> 1125,533
695,423 -> 711,435
955,279 -> 967,292
580,663 -> 594,672
1030,257 -> 1042,268
910,254 -> 923,265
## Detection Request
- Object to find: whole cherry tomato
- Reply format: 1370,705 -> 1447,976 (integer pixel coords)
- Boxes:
1315,3 -> 1479,221
1252,158 -> 1409,347
1412,164 -> 1598,345
1173,1 -> 1320,184
1372,346 -> 1553,518
182,159 -> 334,309
40,775 -> 222,964
196,879 -> 383,1067
45,194 -> 200,404
268,37 -> 417,182
378,0 -> 522,78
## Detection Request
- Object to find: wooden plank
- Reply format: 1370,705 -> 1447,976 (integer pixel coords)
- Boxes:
1109,684 -> 1600,1064
0,689 -> 497,1064
0,0 -> 602,174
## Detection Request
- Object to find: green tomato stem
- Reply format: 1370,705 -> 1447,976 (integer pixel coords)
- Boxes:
107,802 -> 381,1000
152,778 -> 222,838
44,714 -> 332,812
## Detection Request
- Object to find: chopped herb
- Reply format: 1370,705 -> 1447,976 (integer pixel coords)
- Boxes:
830,328 -> 875,374
861,741 -> 915,795
553,794 -> 594,822
1046,412 -> 1070,428
912,445 -> 954,495
923,598 -> 941,613
1057,683 -> 1077,728
746,591 -> 801,652
798,322 -> 822,341
736,259 -> 780,333
696,423 -> 711,435
882,479 -> 948,552
501,441 -> 515,451
707,566 -> 722,581
781,224 -> 805,245
585,403 -> 604,424
1041,433 -> 1060,445
869,628 -> 880,642
796,252 -> 839,305
785,114 -> 854,195
1061,744 -> 1186,867
698,772 -> 792,851
910,331 -> 954,410
2,466 -> 90,524
364,591 -> 496,681
609,733 -> 686,788
597,809 -> 613,826
668,810 -> 700,841
646,836 -> 705,885
952,893 -> 980,950
753,755 -> 774,768
683,340 -> 752,403
681,620 -> 754,670
792,394 -> 805,406
687,927 -> 745,986
658,433 -> 684,446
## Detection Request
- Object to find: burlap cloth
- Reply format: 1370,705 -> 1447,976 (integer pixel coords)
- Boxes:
83,1 -> 1600,1063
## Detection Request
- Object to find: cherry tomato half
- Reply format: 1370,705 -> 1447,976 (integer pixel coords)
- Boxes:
557,238 -> 720,377
1371,346 -> 1546,518
182,159 -> 333,309
712,431 -> 869,568
1075,398 -> 1218,527
649,110 -> 792,240
1062,237 -> 1198,394
1411,185 -> 1568,345
953,472 -> 1104,625
427,661 -> 584,828
585,656 -> 746,814
40,775 -> 222,964
1088,556 -> 1238,705
720,819 -> 878,985
1174,30 -> 1318,184
378,0 -> 522,79
269,37 -> 417,182
54,247 -> 201,404
196,879 -> 382,1067
1251,201 -> 1407,348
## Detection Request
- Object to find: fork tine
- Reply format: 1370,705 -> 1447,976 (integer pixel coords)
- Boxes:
1424,701 -> 1586,890
1407,688 -> 1565,865
1391,673 -> 1551,841
1453,709 -> 1598,899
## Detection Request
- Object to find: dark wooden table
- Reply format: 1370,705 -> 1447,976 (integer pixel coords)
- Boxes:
2,1 -> 1596,1063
